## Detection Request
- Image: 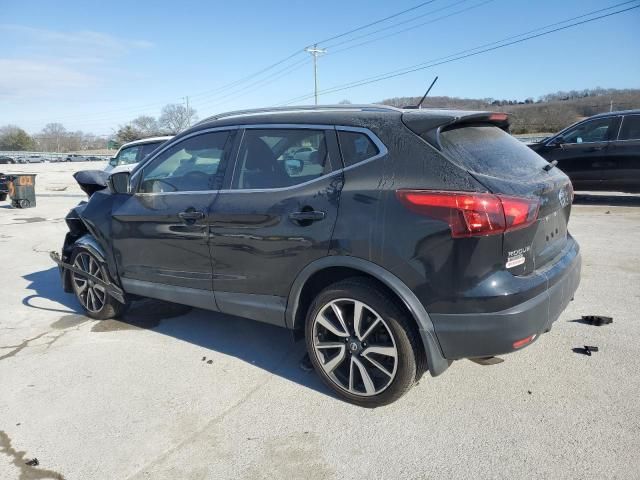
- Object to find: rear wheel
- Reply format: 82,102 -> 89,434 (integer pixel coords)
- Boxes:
305,278 -> 420,407
70,247 -> 128,320
0,193 -> 6,202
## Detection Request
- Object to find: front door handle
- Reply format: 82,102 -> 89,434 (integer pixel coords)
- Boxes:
587,146 -> 605,152
178,209 -> 205,224
289,210 -> 326,224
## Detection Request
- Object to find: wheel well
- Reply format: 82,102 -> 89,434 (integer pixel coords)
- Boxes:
294,266 -> 414,333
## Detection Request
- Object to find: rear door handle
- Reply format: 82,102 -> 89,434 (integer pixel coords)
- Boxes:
289,210 -> 326,223
178,210 -> 205,223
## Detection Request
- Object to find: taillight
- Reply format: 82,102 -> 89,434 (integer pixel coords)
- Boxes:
396,190 -> 539,238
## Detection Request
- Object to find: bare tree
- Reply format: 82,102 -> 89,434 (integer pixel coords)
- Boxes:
131,115 -> 160,137
159,104 -> 198,134
37,123 -> 67,152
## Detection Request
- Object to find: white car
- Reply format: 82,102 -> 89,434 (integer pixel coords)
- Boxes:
105,136 -> 172,174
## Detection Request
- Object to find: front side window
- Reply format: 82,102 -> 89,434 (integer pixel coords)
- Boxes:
233,129 -> 330,189
116,146 -> 141,166
139,131 -> 234,193
618,115 -> 640,141
561,117 -> 615,144
337,130 -> 380,167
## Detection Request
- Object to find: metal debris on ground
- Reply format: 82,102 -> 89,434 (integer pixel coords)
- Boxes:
574,346 -> 599,356
581,315 -> 613,326
25,458 -> 39,466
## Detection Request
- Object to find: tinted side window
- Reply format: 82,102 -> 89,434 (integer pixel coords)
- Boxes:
337,131 -> 380,167
561,117 -> 615,144
139,131 -> 234,193
233,129 -> 330,189
618,115 -> 640,141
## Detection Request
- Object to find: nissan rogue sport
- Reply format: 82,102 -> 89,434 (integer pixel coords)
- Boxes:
51,105 -> 581,407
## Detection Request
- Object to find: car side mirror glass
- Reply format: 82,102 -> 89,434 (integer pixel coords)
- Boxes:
107,171 -> 131,194
109,157 -> 118,167
284,158 -> 304,176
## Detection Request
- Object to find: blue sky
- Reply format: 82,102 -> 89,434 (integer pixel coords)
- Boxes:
1,0 -> 639,135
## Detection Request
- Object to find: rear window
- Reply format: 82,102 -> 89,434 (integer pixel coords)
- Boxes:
439,126 -> 549,180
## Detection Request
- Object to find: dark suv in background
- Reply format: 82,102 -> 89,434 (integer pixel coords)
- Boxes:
530,109 -> 640,193
53,105 -> 581,407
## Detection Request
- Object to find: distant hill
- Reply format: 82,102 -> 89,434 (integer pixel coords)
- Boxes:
379,88 -> 640,134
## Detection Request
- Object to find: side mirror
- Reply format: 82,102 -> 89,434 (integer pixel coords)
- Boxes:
107,171 -> 131,194
284,158 -> 304,175
108,157 -> 118,167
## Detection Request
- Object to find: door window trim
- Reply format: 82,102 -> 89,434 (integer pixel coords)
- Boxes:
131,126 -> 239,195
221,124 -> 388,194
548,116 -> 620,146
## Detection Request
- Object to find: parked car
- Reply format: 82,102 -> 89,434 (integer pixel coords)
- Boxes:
52,105 -> 581,407
25,155 -> 44,163
0,172 -> 10,201
105,136 -> 172,173
65,154 -> 88,162
529,109 -> 640,193
0,155 -> 16,164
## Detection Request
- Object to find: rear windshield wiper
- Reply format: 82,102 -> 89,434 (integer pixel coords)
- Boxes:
543,160 -> 558,172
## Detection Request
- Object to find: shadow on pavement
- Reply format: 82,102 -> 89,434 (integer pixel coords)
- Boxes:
22,267 -> 332,398
573,192 -> 640,206
23,266 -> 80,314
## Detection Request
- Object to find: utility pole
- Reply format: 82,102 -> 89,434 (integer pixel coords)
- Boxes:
183,96 -> 191,127
610,99 -> 613,112
305,44 -> 326,105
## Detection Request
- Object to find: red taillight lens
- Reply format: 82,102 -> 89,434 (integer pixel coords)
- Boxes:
513,334 -> 536,349
500,195 -> 539,231
396,190 -> 539,238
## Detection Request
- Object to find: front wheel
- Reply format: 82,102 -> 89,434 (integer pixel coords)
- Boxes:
70,247 -> 128,320
305,278 -> 421,407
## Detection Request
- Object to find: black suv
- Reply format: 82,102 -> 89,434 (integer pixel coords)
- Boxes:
52,105 -> 581,406
529,109 -> 640,193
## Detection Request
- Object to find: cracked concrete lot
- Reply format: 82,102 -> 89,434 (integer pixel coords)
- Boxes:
1,162 -> 640,479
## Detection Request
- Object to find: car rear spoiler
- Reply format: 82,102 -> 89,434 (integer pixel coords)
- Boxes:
402,110 -> 510,149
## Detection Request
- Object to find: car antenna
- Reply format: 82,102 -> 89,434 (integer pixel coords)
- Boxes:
403,76 -> 438,109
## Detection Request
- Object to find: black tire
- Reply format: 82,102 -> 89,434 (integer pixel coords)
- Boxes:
69,246 -> 128,320
0,193 -> 6,202
305,277 -> 421,407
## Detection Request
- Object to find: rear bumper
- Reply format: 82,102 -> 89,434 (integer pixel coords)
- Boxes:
430,239 -> 581,360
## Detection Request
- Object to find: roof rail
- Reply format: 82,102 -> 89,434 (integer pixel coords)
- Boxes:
195,104 -> 401,125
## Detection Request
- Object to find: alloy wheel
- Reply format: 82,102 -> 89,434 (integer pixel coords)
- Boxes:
312,298 -> 398,396
72,252 -> 106,313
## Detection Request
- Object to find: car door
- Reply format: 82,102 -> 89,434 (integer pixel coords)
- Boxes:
111,128 -> 238,308
544,116 -> 620,190
605,114 -> 640,192
208,126 -> 343,326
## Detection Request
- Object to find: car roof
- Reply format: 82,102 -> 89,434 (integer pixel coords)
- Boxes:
589,109 -> 640,119
193,104 -> 500,132
118,136 -> 173,149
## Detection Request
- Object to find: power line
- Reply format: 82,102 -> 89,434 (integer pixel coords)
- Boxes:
28,2 -> 444,125
328,0 -> 496,55
276,2 -> 640,106
313,0 -> 439,46
323,0 -> 472,49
